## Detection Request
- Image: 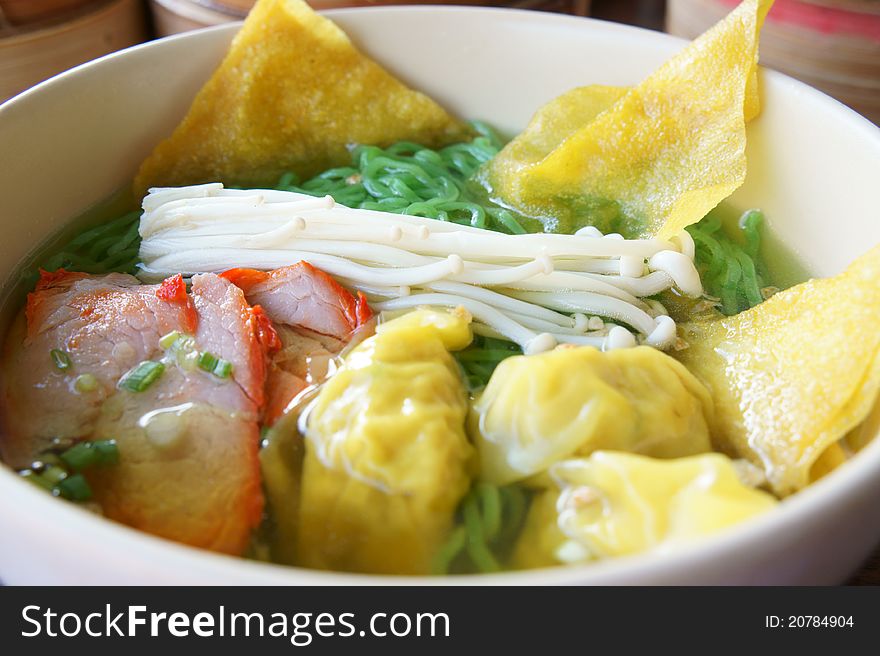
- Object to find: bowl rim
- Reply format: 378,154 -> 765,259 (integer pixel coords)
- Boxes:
2,5 -> 880,585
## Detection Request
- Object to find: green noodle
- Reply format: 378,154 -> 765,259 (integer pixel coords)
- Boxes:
455,335 -> 522,390
432,526 -> 467,575
434,482 -> 531,575
39,210 -> 141,276
463,495 -> 501,573
273,122 -> 533,234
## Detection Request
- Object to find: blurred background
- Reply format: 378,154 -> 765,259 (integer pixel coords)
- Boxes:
1,1 -> 877,122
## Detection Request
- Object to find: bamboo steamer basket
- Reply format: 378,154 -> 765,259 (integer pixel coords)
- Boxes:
149,1 -> 593,37
203,0 -> 592,11
148,0 -> 448,38
667,0 -> 880,124
149,0 -> 239,35
209,0 -> 257,13
0,0 -> 98,26
0,0 -> 147,103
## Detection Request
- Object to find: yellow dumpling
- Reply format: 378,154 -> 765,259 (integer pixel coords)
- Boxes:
481,0 -> 772,237
297,308 -> 474,575
135,0 -> 469,194
513,451 -> 777,569
471,345 -> 714,486
677,243 -> 880,496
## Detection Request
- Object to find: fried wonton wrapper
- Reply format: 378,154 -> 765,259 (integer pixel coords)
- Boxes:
677,244 -> 880,496
481,0 -> 773,237
135,0 -> 469,194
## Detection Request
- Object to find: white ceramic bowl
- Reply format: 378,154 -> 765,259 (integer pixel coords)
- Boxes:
1,7 -> 879,585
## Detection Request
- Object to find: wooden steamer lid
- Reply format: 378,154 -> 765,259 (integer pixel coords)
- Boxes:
149,1 -> 594,37
0,0 -> 148,103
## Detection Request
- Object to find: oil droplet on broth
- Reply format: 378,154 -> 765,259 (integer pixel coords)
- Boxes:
139,403 -> 194,451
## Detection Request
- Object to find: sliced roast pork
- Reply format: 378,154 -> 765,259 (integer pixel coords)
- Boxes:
221,262 -> 372,425
0,270 -> 271,554
221,262 -> 371,341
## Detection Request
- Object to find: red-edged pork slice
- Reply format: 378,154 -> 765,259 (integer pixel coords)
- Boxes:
221,262 -> 371,340
220,262 -> 372,425
0,271 -> 268,555
2,270 -> 196,466
190,273 -> 273,411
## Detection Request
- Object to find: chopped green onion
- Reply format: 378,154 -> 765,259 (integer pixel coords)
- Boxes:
198,351 -> 233,379
159,330 -> 182,349
162,333 -> 197,368
19,469 -> 55,492
172,335 -> 196,352
118,361 -> 165,392
179,350 -> 200,371
61,442 -> 97,471
32,453 -> 62,470
74,373 -> 99,393
19,440 -> 118,503
56,474 -> 92,501
60,439 -> 119,471
41,465 -> 68,486
212,359 -> 233,379
50,349 -> 72,370
197,351 -> 218,373
91,439 -> 120,465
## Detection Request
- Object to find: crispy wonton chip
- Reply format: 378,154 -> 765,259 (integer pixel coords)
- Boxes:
135,0 -> 469,195
677,244 -> 880,496
481,0 -> 773,237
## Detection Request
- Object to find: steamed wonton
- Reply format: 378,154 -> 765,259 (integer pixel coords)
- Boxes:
513,452 -> 777,568
297,309 -> 474,575
481,0 -> 773,237
677,244 -> 880,495
471,346 -> 714,486
135,0 -> 469,194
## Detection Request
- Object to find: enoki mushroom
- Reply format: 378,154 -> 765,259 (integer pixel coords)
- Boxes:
138,184 -> 701,354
